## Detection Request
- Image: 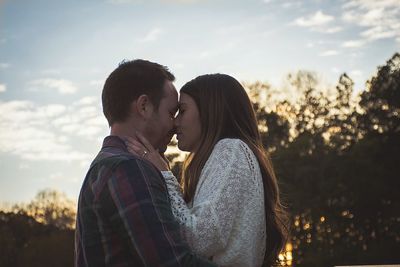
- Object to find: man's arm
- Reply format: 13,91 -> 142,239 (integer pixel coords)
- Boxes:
103,158 -> 216,267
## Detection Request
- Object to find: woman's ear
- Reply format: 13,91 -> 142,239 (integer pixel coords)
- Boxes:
134,94 -> 154,118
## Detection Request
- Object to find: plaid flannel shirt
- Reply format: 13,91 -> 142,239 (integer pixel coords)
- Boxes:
75,135 -> 216,267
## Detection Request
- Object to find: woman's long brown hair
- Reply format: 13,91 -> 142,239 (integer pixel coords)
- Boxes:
180,74 -> 288,266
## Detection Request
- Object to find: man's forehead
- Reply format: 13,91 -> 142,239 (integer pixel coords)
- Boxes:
163,81 -> 177,95
162,81 -> 178,106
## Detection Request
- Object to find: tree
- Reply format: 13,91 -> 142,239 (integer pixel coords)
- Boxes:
26,189 -> 76,229
359,52 -> 400,135
327,73 -> 358,152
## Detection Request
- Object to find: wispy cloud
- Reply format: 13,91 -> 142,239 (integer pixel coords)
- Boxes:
0,97 -> 107,163
342,40 -> 367,48
342,0 -> 400,43
29,78 -> 78,94
325,26 -> 343,33
0,63 -> 9,69
139,28 -> 163,42
89,80 -> 104,86
281,1 -> 302,9
319,50 -> 339,57
0,84 -> 6,92
294,11 -> 334,27
293,10 -> 342,34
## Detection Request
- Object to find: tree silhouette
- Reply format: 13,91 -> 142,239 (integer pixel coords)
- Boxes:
26,189 -> 76,230
359,53 -> 400,135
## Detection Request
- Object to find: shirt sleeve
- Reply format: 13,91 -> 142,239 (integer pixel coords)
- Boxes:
161,140 -> 255,258
103,158 -> 217,267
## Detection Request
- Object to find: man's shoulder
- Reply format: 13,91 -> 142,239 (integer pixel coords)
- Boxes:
92,152 -> 163,181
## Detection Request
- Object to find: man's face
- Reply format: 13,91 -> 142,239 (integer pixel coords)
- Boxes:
145,80 -> 178,152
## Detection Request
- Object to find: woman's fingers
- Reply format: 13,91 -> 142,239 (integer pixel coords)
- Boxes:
135,131 -> 155,152
124,137 -> 147,155
124,134 -> 170,171
126,136 -> 146,150
125,142 -> 141,156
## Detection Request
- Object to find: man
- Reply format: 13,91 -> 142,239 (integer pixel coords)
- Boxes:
75,59 -> 216,267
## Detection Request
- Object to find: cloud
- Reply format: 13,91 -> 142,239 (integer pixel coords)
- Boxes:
342,40 -> 367,48
89,80 -> 104,86
325,26 -> 343,33
0,101 -> 87,161
0,63 -> 9,69
73,96 -> 98,106
30,78 -> 78,94
0,97 -> 108,163
319,50 -> 339,57
293,10 -> 342,34
139,28 -> 163,42
342,0 -> 400,43
0,84 -> 6,92
294,11 -> 334,27
281,1 -> 302,9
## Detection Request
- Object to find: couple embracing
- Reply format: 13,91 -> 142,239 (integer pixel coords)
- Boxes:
75,59 -> 288,267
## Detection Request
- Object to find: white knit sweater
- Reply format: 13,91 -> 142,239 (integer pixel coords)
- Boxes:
162,138 -> 266,267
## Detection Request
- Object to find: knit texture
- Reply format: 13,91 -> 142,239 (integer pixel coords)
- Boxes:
162,138 -> 266,267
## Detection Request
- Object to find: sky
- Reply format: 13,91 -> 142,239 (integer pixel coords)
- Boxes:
0,0 -> 399,204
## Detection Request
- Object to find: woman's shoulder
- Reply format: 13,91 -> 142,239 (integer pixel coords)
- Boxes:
213,138 -> 259,172
213,138 -> 252,155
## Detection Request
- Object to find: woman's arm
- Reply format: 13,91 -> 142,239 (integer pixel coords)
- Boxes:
161,139 -> 257,258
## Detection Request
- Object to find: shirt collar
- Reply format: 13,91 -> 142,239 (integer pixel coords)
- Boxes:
101,135 -> 129,153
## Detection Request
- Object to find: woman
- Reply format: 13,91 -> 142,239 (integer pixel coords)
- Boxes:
127,74 -> 287,267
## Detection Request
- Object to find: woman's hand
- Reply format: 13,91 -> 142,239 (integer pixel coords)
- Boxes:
125,132 -> 170,171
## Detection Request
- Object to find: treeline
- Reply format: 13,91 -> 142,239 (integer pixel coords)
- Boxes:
0,190 -> 75,267
245,52 -> 400,266
1,53 -> 399,267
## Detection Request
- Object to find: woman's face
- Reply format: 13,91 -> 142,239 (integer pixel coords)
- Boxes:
174,93 -> 202,152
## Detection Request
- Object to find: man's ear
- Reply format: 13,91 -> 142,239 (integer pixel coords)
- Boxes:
134,94 -> 153,118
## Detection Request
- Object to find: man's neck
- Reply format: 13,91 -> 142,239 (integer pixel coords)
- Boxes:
110,123 -> 138,140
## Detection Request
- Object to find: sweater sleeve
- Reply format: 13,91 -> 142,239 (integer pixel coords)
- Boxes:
161,139 -> 257,258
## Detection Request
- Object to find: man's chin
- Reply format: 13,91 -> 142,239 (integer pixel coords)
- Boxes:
158,140 -> 170,153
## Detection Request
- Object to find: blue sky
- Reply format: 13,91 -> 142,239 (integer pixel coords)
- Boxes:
0,0 -> 399,204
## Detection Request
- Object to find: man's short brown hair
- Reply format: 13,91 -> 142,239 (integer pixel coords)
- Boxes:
102,59 -> 175,126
